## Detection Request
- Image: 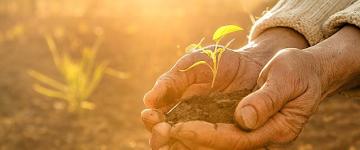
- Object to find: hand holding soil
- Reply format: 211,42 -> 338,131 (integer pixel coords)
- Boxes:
142,25 -> 360,149
141,27 -> 310,149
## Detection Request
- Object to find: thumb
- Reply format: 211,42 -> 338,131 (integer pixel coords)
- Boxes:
234,80 -> 297,130
143,73 -> 187,109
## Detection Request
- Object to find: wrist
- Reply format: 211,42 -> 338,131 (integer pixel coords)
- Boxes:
238,27 -> 309,65
305,25 -> 360,96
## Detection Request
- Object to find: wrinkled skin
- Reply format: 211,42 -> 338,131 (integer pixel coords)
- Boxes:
143,27 -> 308,111
144,25 -> 360,149
142,26 -> 360,149
141,27 -> 308,149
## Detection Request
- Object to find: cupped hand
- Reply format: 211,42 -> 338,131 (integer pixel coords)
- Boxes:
141,27 -> 309,149
166,26 -> 360,149
165,48 -> 323,149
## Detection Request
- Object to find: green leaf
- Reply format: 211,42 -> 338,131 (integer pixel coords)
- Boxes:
105,68 -> 130,79
45,35 -> 61,69
81,47 -> 96,79
85,61 -> 108,98
216,48 -> 226,71
179,61 -> 211,72
33,84 -> 66,99
216,48 -> 225,59
185,37 -> 205,53
28,70 -> 66,91
185,44 -> 199,53
212,25 -> 243,42
224,39 -> 235,49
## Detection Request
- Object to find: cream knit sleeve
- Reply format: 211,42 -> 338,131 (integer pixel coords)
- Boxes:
249,0 -> 355,46
323,0 -> 360,38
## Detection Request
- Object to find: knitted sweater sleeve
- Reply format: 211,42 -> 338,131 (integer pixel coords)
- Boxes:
249,0 -> 355,46
323,0 -> 360,38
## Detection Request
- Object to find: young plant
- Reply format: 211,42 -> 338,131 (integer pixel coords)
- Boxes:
180,25 -> 243,88
28,35 -> 128,112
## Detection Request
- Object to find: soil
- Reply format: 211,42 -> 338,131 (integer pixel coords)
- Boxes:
166,90 -> 251,125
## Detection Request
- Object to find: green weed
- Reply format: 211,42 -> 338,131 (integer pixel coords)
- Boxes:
29,35 -> 128,112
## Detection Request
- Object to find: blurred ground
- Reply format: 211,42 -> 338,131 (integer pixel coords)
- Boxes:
0,0 -> 359,150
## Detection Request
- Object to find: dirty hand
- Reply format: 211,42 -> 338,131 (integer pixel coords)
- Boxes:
141,27 -> 309,149
167,25 -> 360,149
165,48 -> 323,150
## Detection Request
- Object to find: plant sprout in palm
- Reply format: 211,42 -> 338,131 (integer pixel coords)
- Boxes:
180,25 -> 243,87
29,35 -> 129,112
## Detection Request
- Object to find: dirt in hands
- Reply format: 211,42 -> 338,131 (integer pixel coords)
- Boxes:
165,90 -> 251,125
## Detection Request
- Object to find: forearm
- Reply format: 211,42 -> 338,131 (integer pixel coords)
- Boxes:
305,25 -> 360,96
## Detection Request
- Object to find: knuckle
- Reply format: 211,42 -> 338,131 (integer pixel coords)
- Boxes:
273,48 -> 317,71
159,72 -> 190,93
158,74 -> 177,86
272,48 -> 304,69
275,48 -> 301,60
258,49 -> 303,83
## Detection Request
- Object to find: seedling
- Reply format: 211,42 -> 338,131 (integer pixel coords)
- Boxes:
29,35 -> 129,112
180,25 -> 243,87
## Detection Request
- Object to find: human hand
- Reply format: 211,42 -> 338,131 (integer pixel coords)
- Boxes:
162,25 -> 360,150
164,48 -> 322,149
142,27 -> 309,149
169,38 -> 360,149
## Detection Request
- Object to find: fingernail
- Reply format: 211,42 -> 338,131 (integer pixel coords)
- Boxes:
241,105 -> 257,128
177,131 -> 196,139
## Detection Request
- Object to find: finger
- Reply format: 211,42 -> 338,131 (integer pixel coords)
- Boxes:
169,120 -> 295,149
170,121 -> 268,150
143,73 -> 187,109
234,80 -> 288,130
144,53 -> 212,109
223,54 -> 261,93
234,69 -> 309,130
170,87 -> 320,150
210,50 -> 243,92
248,83 -> 321,145
150,122 -> 172,150
180,50 -> 243,98
141,109 -> 165,131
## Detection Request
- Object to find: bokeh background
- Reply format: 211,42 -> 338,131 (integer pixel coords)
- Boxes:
0,0 -> 359,149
